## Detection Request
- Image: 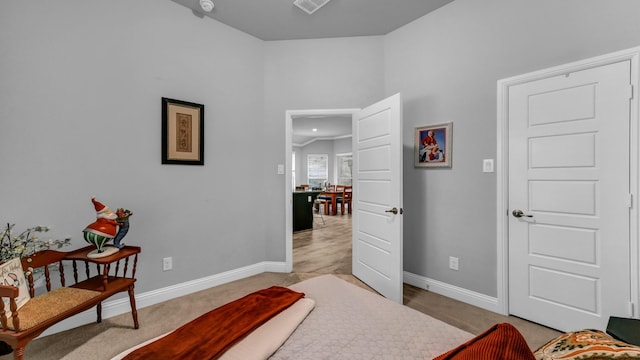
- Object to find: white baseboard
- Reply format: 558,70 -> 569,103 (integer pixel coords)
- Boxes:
40,264 -> 496,338
403,271 -> 499,313
40,261 -> 288,337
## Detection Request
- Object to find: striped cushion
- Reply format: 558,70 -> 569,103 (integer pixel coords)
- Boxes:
434,323 -> 535,360
9,287 -> 101,330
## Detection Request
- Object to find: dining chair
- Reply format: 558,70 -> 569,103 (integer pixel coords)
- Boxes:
338,185 -> 352,214
313,196 -> 326,224
317,191 -> 333,215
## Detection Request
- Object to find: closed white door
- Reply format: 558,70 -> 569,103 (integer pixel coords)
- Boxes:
352,93 -> 404,303
508,60 -> 632,332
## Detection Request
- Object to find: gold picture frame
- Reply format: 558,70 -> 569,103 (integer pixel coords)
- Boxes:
414,122 -> 452,168
161,97 -> 204,165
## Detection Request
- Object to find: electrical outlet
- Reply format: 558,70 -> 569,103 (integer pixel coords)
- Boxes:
449,256 -> 459,271
163,257 -> 173,271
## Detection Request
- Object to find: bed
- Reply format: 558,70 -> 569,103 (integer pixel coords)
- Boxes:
112,274 -> 474,359
112,274 -> 640,359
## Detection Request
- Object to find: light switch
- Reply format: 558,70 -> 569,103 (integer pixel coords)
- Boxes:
483,159 -> 494,173
277,164 -> 285,174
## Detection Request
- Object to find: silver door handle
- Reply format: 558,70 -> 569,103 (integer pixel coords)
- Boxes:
385,207 -> 404,215
512,209 -> 533,218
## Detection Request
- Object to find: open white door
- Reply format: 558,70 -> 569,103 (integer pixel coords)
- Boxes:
352,93 -> 403,303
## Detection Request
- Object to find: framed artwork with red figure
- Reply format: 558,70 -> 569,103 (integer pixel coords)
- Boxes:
414,122 -> 452,168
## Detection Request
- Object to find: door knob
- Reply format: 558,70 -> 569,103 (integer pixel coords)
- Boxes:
385,207 -> 402,215
512,209 -> 533,218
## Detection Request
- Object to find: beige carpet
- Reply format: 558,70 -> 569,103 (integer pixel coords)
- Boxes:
0,216 -> 561,359
0,272 -> 561,360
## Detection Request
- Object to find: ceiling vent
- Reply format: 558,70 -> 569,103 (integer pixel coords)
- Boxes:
293,0 -> 331,15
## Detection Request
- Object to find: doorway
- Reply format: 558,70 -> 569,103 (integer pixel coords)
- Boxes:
285,108 -> 359,273
497,47 -> 640,331
285,93 -> 404,302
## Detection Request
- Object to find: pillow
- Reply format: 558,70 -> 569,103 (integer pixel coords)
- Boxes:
433,323 -> 535,360
0,258 -> 31,315
534,329 -> 640,360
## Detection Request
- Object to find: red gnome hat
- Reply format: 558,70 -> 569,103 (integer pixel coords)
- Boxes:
92,197 -> 107,215
91,197 -> 117,220
84,197 -> 118,238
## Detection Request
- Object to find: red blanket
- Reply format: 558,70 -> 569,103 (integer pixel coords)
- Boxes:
123,286 -> 305,360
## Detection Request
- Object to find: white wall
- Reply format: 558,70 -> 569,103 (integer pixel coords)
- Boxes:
5,0 -> 640,317
262,37 -> 385,259
0,3 -> 386,297
0,0 -> 266,293
385,0 -> 640,297
333,137 -> 352,156
294,137 -> 352,186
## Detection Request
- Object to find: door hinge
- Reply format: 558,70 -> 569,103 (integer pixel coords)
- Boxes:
627,193 -> 633,208
629,302 -> 635,317
629,84 -> 634,100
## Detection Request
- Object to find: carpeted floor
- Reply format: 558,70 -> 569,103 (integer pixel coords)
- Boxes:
0,214 -> 561,359
0,272 -> 561,360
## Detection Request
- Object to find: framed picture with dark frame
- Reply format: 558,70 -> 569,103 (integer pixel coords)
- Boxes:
414,122 -> 452,168
161,97 -> 204,165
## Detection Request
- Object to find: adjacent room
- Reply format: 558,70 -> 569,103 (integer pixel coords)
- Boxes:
2,0 -> 640,359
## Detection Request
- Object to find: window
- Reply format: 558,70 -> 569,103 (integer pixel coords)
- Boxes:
336,154 -> 352,186
307,154 -> 328,189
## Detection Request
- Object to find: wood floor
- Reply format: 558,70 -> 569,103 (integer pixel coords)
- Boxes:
293,208 -> 561,350
293,211 -> 352,274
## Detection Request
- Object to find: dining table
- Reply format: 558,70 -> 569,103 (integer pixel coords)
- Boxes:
319,190 -> 343,215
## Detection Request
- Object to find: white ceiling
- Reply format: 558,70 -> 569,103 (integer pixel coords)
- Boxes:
170,0 -> 454,144
292,115 -> 352,146
170,0 -> 454,41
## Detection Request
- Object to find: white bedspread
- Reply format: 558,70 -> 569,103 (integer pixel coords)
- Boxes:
270,275 -> 474,359
113,274 -> 473,360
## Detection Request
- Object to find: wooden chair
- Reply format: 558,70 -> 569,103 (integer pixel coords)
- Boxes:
0,247 -> 140,360
313,196 -> 326,224
318,185 -> 335,215
338,186 -> 352,214
317,192 -> 332,215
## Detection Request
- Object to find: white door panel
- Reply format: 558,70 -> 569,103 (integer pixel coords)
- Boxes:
530,133 -> 596,168
529,181 -> 597,214
509,60 -> 632,332
528,83 -> 596,125
529,225 -> 597,264
353,93 -> 403,303
358,111 -> 391,140
529,267 -> 598,311
359,146 -> 391,171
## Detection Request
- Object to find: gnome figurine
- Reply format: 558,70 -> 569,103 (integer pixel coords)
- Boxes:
83,197 -> 123,258
113,208 -> 133,249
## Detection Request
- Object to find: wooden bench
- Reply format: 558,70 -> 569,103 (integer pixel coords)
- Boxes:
0,246 -> 140,360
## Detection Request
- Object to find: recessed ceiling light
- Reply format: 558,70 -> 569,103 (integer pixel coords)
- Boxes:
293,0 -> 331,15
312,128 -> 318,132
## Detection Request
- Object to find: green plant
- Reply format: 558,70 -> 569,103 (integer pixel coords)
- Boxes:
0,223 -> 71,263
